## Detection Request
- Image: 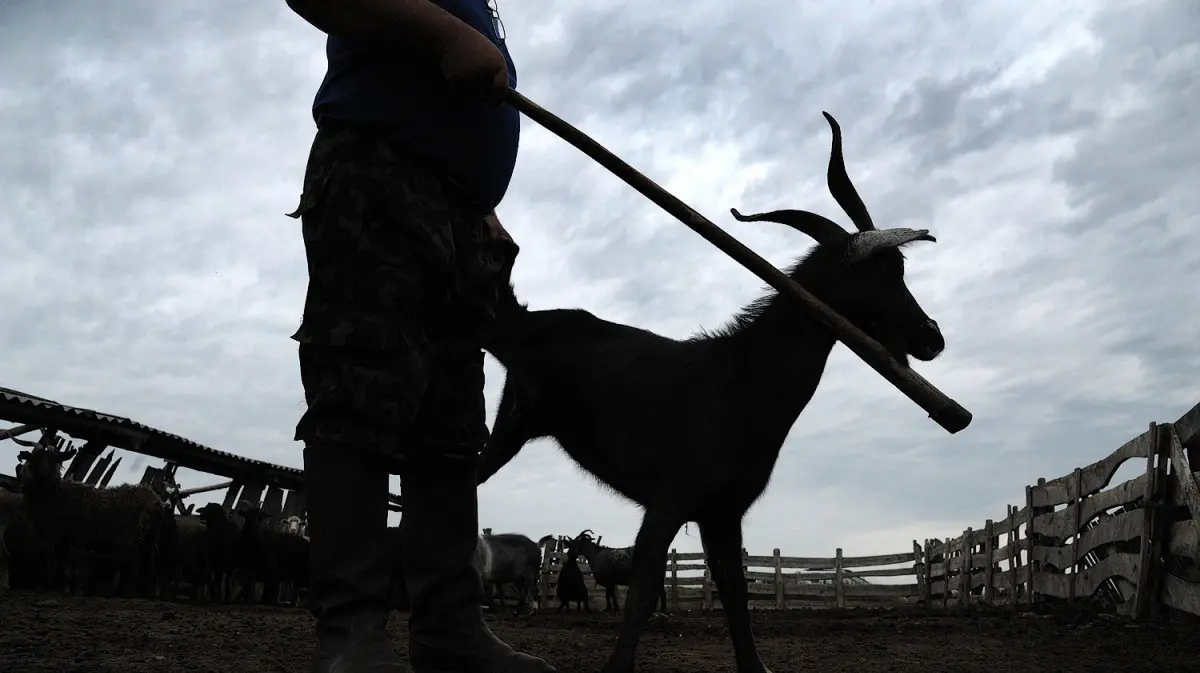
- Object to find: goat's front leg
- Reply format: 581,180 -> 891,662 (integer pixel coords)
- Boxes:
477,382 -> 540,485
698,517 -> 771,673
599,508 -> 685,673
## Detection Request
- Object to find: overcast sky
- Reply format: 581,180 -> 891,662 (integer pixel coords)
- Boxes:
2,0 -> 1197,563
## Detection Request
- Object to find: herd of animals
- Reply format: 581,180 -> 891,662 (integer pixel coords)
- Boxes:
1,112 -> 946,673
0,446 -> 651,616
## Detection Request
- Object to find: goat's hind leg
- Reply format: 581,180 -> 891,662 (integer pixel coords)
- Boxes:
599,507 -> 686,673
698,517 -> 771,673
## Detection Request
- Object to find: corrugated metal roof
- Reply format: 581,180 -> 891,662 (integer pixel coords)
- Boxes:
0,385 -> 403,508
0,385 -> 299,475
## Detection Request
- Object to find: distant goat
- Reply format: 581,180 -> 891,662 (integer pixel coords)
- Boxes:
478,112 -> 945,673
472,532 -> 542,615
571,530 -> 665,613
555,536 -> 591,613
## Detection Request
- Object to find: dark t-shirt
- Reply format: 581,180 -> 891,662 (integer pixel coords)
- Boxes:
311,0 -> 519,210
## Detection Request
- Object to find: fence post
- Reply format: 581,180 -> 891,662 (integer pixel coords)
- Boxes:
1069,467 -> 1084,604
983,520 -> 995,605
1006,505 -> 1018,607
1027,480 -> 1046,608
773,548 -> 784,610
539,543 -> 553,607
670,549 -> 679,612
834,548 -> 845,609
959,527 -> 972,607
703,563 -> 713,611
942,537 -> 951,610
914,540 -> 928,606
1133,422 -> 1164,618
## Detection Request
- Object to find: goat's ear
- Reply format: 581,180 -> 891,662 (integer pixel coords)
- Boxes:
17,451 -> 30,462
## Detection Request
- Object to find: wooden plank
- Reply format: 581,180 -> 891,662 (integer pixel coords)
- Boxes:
759,566 -> 917,582
222,482 -> 243,511
834,548 -> 844,608
914,540 -> 928,605
1080,474 -> 1151,525
674,552 -> 705,561
983,520 -> 995,605
1027,482 -> 1041,607
1159,572 -> 1200,616
942,537 -> 951,609
1172,401 -> 1200,449
958,528 -> 971,607
236,483 -> 265,512
773,549 -> 783,609
992,506 -> 1031,538
1069,468 -> 1084,603
98,456 -> 121,487
1030,428 -> 1155,508
281,490 -> 306,519
1031,510 -> 1145,569
539,543 -> 553,606
260,486 -> 284,518
669,549 -> 680,611
1032,553 -> 1141,600
1133,422 -> 1161,619
83,451 -> 113,486
920,539 -> 932,604
1030,473 -> 1150,541
703,564 -> 714,611
63,440 -> 105,482
1168,425 -> 1200,564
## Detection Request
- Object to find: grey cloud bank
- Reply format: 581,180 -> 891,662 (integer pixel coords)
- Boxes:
1,0 -> 1196,557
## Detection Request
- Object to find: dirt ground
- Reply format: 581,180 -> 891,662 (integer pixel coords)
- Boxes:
2,591 -> 1199,673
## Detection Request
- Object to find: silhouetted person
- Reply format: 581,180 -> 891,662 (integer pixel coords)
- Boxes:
283,1 -> 554,671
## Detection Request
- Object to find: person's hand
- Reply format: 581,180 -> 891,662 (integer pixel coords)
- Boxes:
438,26 -> 510,106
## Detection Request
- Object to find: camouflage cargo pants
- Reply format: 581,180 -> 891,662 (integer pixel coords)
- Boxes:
287,125 -> 518,471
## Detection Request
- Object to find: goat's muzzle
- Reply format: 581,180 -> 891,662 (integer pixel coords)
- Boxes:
910,318 -> 944,362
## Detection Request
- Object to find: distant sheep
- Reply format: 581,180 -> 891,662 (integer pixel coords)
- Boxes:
0,489 -> 24,597
17,447 -> 168,597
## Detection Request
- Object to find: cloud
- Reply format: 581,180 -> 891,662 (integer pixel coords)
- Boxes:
1,0 -> 1196,561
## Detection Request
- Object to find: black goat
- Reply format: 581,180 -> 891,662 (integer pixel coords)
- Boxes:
571,530 -> 665,613
555,536 -> 591,613
477,112 -> 945,673
196,503 -> 239,602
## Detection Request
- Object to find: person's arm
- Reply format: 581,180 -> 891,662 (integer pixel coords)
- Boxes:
285,0 -> 472,57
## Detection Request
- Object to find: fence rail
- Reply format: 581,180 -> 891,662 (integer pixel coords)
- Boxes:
536,401 -> 1200,618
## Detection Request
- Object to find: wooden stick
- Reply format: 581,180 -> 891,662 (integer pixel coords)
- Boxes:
505,89 -> 973,434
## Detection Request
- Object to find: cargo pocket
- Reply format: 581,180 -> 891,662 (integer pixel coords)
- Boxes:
286,159 -> 339,221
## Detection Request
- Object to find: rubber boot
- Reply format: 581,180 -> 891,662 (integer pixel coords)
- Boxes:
401,457 -> 556,673
305,444 -> 410,673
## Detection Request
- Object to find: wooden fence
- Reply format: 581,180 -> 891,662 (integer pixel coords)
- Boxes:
537,541 -> 920,611
922,400 -> 1200,618
535,400 -> 1200,617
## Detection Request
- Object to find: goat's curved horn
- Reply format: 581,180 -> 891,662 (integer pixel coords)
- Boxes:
577,529 -> 593,540
822,111 -> 876,233
848,228 -> 936,263
730,208 -> 849,246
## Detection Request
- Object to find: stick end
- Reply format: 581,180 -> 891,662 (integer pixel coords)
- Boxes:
929,402 -> 973,434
